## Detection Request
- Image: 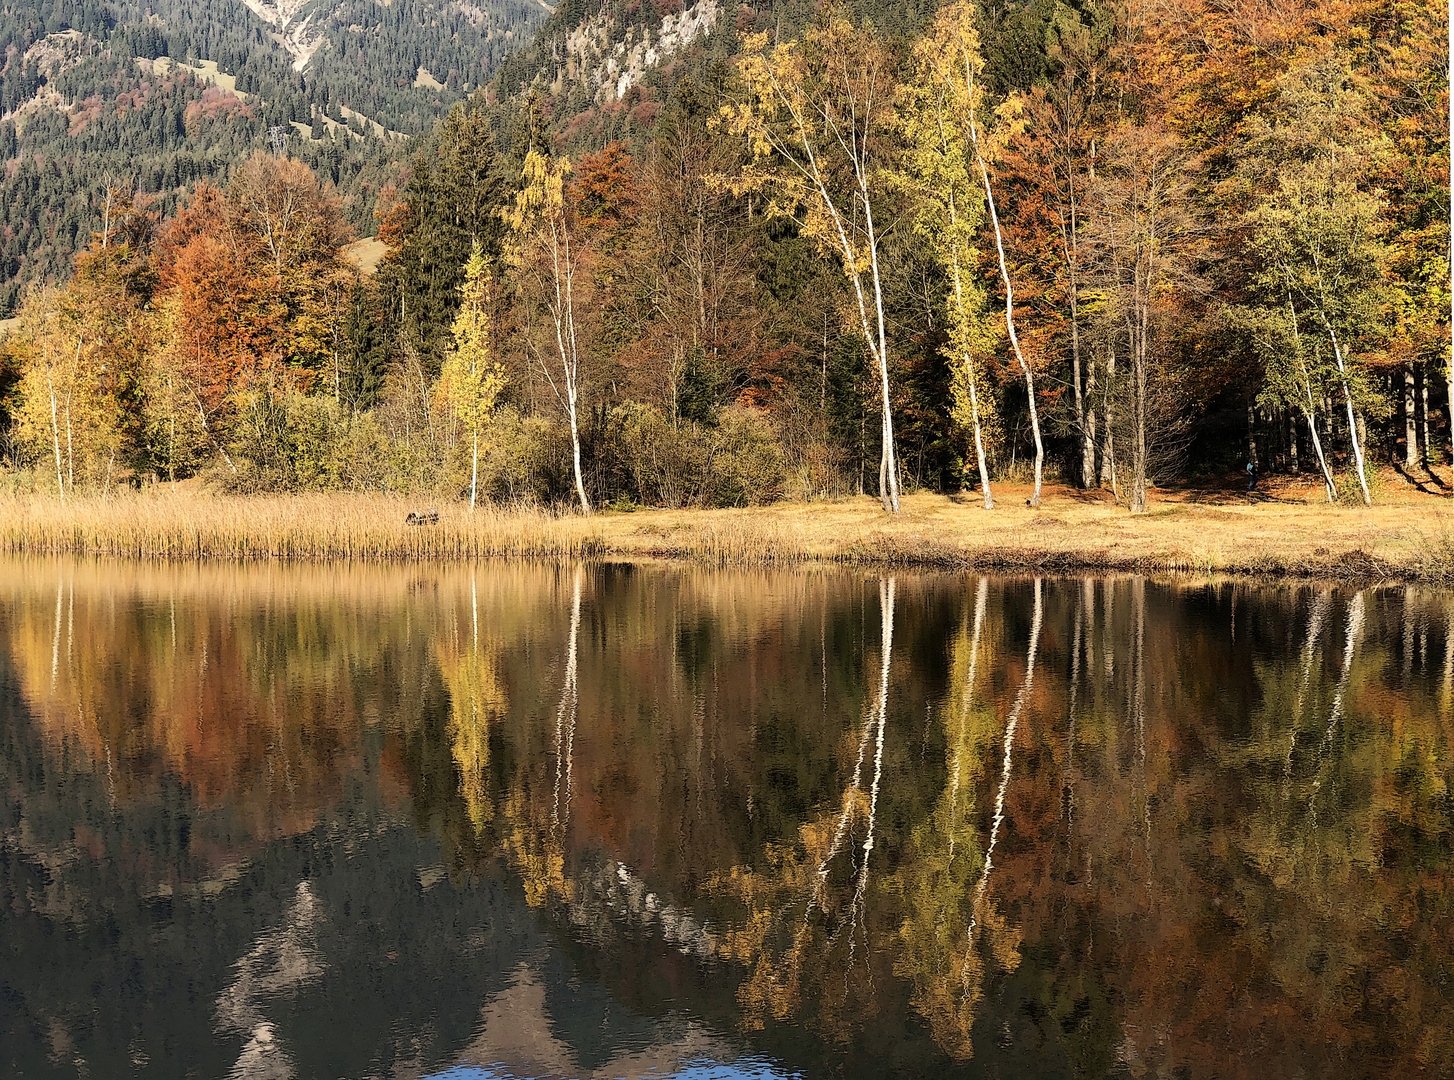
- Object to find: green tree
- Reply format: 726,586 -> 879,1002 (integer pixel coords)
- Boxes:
899,2 -> 998,509
378,96 -> 508,376
1240,54 -> 1390,506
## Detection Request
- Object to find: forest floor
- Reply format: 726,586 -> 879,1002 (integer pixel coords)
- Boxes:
1,464 -> 1449,582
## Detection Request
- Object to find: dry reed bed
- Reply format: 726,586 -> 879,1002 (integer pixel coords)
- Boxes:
0,488 -> 1449,583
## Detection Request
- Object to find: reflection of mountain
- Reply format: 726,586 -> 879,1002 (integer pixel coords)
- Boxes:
0,561 -> 1450,1077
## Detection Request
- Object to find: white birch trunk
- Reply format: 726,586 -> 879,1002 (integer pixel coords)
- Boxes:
967,90 -> 1043,507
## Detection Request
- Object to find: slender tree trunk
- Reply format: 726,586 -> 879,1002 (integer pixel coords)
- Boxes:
48,375 -> 64,500
776,94 -> 898,513
1405,365 -> 1419,467
1085,357 -> 1098,486
1324,322 -> 1371,506
968,95 -> 1042,507
470,430 -> 478,512
946,226 -> 994,510
1130,299 -> 1148,514
1288,410 -> 1299,472
1101,346 -> 1116,491
864,192 -> 900,515
1288,298 -> 1332,499
1247,405 -> 1258,469
1073,297 -> 1094,487
65,394 -> 74,495
1303,407 -> 1336,503
1424,363 -> 1436,465
567,403 -> 589,513
966,373 -> 994,510
547,231 -> 591,515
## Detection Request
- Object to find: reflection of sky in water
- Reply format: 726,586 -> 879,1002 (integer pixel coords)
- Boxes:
428,1058 -> 799,1080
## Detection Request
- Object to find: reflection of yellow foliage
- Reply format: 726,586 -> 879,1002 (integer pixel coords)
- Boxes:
436,625 -> 507,834
705,774 -> 890,1037
892,600 -> 1020,1061
2,563 -> 395,844
502,786 -> 567,907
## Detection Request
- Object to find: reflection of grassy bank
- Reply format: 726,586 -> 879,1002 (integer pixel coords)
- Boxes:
0,482 -> 1449,581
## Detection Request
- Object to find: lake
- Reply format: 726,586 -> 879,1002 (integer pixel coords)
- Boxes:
0,560 -> 1449,1078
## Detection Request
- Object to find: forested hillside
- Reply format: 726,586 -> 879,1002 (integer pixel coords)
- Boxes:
0,0 -> 1448,511
0,0 -> 545,313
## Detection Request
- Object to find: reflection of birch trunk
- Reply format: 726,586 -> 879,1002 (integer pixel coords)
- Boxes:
1297,591 -> 1332,711
1287,589 -> 1332,778
849,577 -> 896,945
813,576 -> 895,914
1063,590 -> 1083,827
50,576 -> 63,691
553,566 -> 584,828
966,577 -> 1042,959
950,577 -> 989,852
1082,577 -> 1095,675
1308,592 -> 1365,822
1442,608 -> 1453,719
1403,587 -> 1416,679
1133,576 -> 1150,877
1102,577 -> 1115,680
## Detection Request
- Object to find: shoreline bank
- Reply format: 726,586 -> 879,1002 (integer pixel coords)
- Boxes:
1,483 -> 1449,583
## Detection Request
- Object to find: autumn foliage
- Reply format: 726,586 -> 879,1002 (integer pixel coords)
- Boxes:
0,0 -> 1446,509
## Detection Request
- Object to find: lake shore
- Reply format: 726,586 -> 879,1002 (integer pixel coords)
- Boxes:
1,471 -> 1450,582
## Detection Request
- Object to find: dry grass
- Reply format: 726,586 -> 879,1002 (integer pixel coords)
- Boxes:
1,470 -> 1450,582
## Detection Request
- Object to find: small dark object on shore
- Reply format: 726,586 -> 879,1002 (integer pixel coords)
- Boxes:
405,509 -> 439,526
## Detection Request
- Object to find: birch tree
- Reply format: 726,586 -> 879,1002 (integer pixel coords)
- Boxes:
1240,55 -> 1389,507
439,243 -> 506,511
719,5 -> 903,512
506,150 -> 592,514
900,3 -> 997,509
951,5 -> 1045,508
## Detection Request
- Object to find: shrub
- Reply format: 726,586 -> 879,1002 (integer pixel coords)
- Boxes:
475,407 -> 573,505
705,406 -> 785,507
1335,461 -> 1383,505
618,403 -> 709,508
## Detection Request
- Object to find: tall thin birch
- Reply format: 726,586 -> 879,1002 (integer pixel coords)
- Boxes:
721,8 -> 901,512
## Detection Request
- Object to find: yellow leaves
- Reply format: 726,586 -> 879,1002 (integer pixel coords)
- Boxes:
436,624 -> 507,835
439,243 -> 506,434
502,786 -> 569,908
504,150 -> 572,268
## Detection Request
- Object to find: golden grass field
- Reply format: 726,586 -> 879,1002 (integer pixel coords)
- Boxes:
1,468 -> 1450,581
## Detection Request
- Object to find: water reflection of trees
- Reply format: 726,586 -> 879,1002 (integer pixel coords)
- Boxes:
2,562 -> 1451,1075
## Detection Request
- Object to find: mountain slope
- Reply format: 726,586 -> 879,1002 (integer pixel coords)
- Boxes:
0,0 -> 547,314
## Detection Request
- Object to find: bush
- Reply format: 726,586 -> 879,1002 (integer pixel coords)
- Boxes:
475,406 -> 573,505
784,439 -> 854,501
705,405 -> 785,507
1335,460 -> 1383,505
619,403 -> 709,508
225,390 -> 383,493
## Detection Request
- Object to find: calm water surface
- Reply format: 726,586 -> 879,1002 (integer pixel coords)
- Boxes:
0,560 -> 1450,1079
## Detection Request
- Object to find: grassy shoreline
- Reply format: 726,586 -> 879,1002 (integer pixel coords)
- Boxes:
1,477 -> 1450,582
